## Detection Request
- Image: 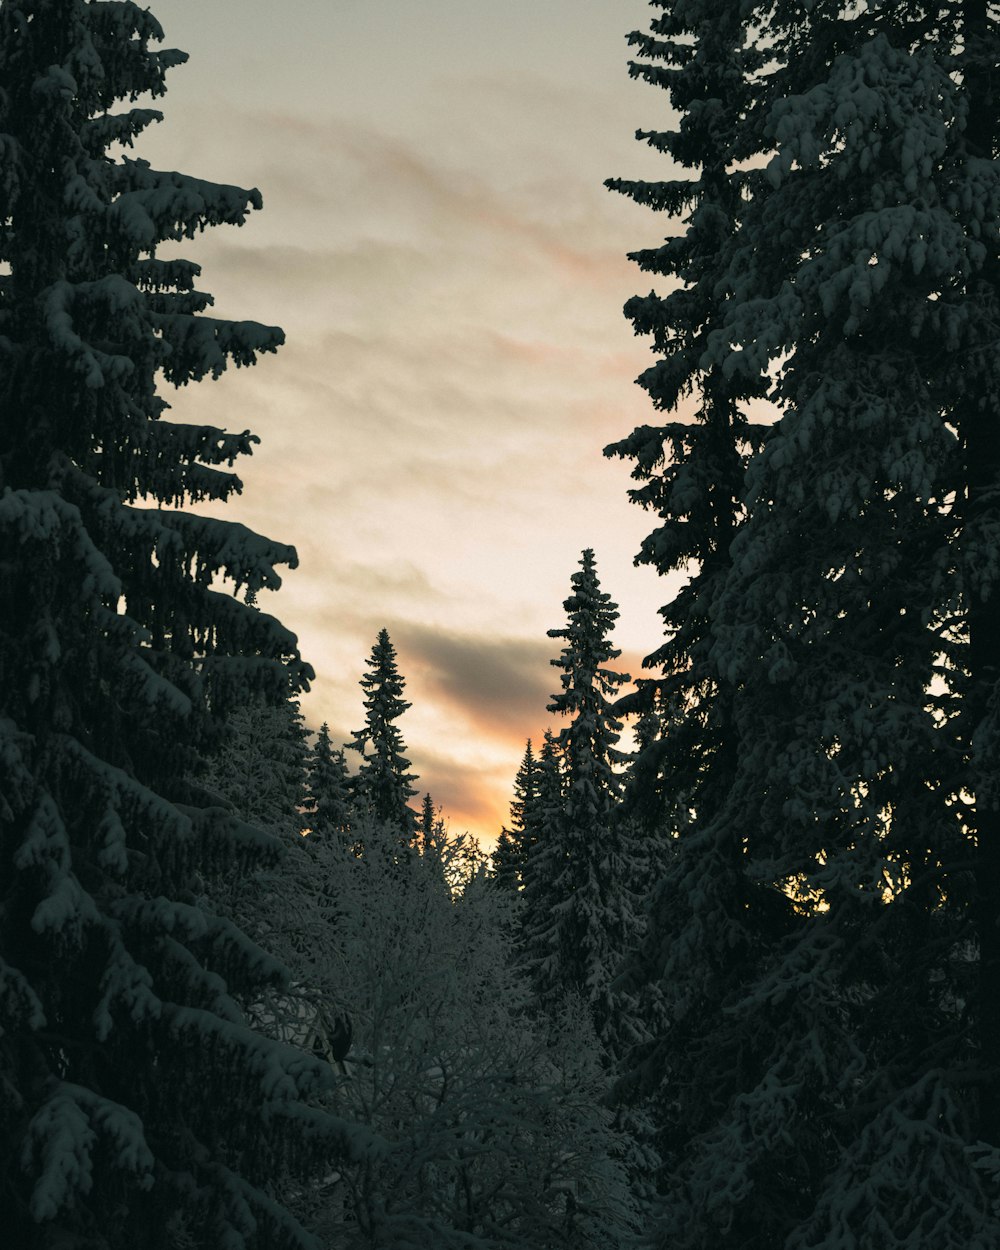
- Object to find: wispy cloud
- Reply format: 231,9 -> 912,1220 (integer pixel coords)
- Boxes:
398,624 -> 556,741
138,24 -> 677,845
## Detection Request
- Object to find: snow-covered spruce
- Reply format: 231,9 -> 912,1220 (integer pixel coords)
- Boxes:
702,11 -> 1000,1245
610,2 -> 1000,1246
0,5 -> 368,1248
602,2 -> 789,1236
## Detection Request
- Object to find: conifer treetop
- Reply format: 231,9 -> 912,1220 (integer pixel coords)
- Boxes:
491,738 -> 540,891
348,628 -> 418,832
546,548 -> 629,810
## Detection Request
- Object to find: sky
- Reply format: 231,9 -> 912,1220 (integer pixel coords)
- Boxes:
140,0 -> 684,846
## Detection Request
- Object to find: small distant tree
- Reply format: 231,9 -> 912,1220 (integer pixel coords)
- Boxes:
419,791 -> 435,850
490,824 -> 520,894
348,629 -> 418,837
518,730 -> 564,916
546,550 -> 629,808
529,730 -> 565,840
491,738 -> 540,892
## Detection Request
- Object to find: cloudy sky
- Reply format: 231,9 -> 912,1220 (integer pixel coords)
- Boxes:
142,0 -> 684,845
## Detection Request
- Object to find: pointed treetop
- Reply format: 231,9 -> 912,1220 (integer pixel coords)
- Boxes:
519,557 -> 642,1031
547,549 -> 629,806
420,792 -> 436,851
348,628 -> 418,833
491,739 -> 542,892
508,738 -> 540,837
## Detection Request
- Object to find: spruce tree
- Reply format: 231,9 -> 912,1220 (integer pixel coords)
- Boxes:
604,0 -> 768,815
521,551 -> 638,1052
517,730 -> 563,954
348,628 -> 418,837
489,825 -> 520,893
602,5 -> 794,1230
302,722 -> 352,841
0,5 -> 359,1246
417,791 -> 444,876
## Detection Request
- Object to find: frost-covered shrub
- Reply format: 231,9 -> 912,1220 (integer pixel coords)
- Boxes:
310,817 -> 638,1250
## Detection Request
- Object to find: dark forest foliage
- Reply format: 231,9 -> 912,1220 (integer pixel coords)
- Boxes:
7,2 -> 1000,1248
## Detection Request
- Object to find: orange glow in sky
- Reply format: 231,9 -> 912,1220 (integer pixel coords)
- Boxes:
142,0 -> 684,847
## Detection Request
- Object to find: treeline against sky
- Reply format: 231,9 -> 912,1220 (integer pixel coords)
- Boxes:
6,2 -> 1000,1249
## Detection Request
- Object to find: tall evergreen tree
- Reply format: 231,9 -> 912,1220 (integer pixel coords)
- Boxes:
0,5 -> 361,1246
521,551 -> 639,1053
612,2 -> 1000,1245
602,6 -> 793,1230
604,0 -> 768,816
347,628 -> 418,836
302,722 -> 352,841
